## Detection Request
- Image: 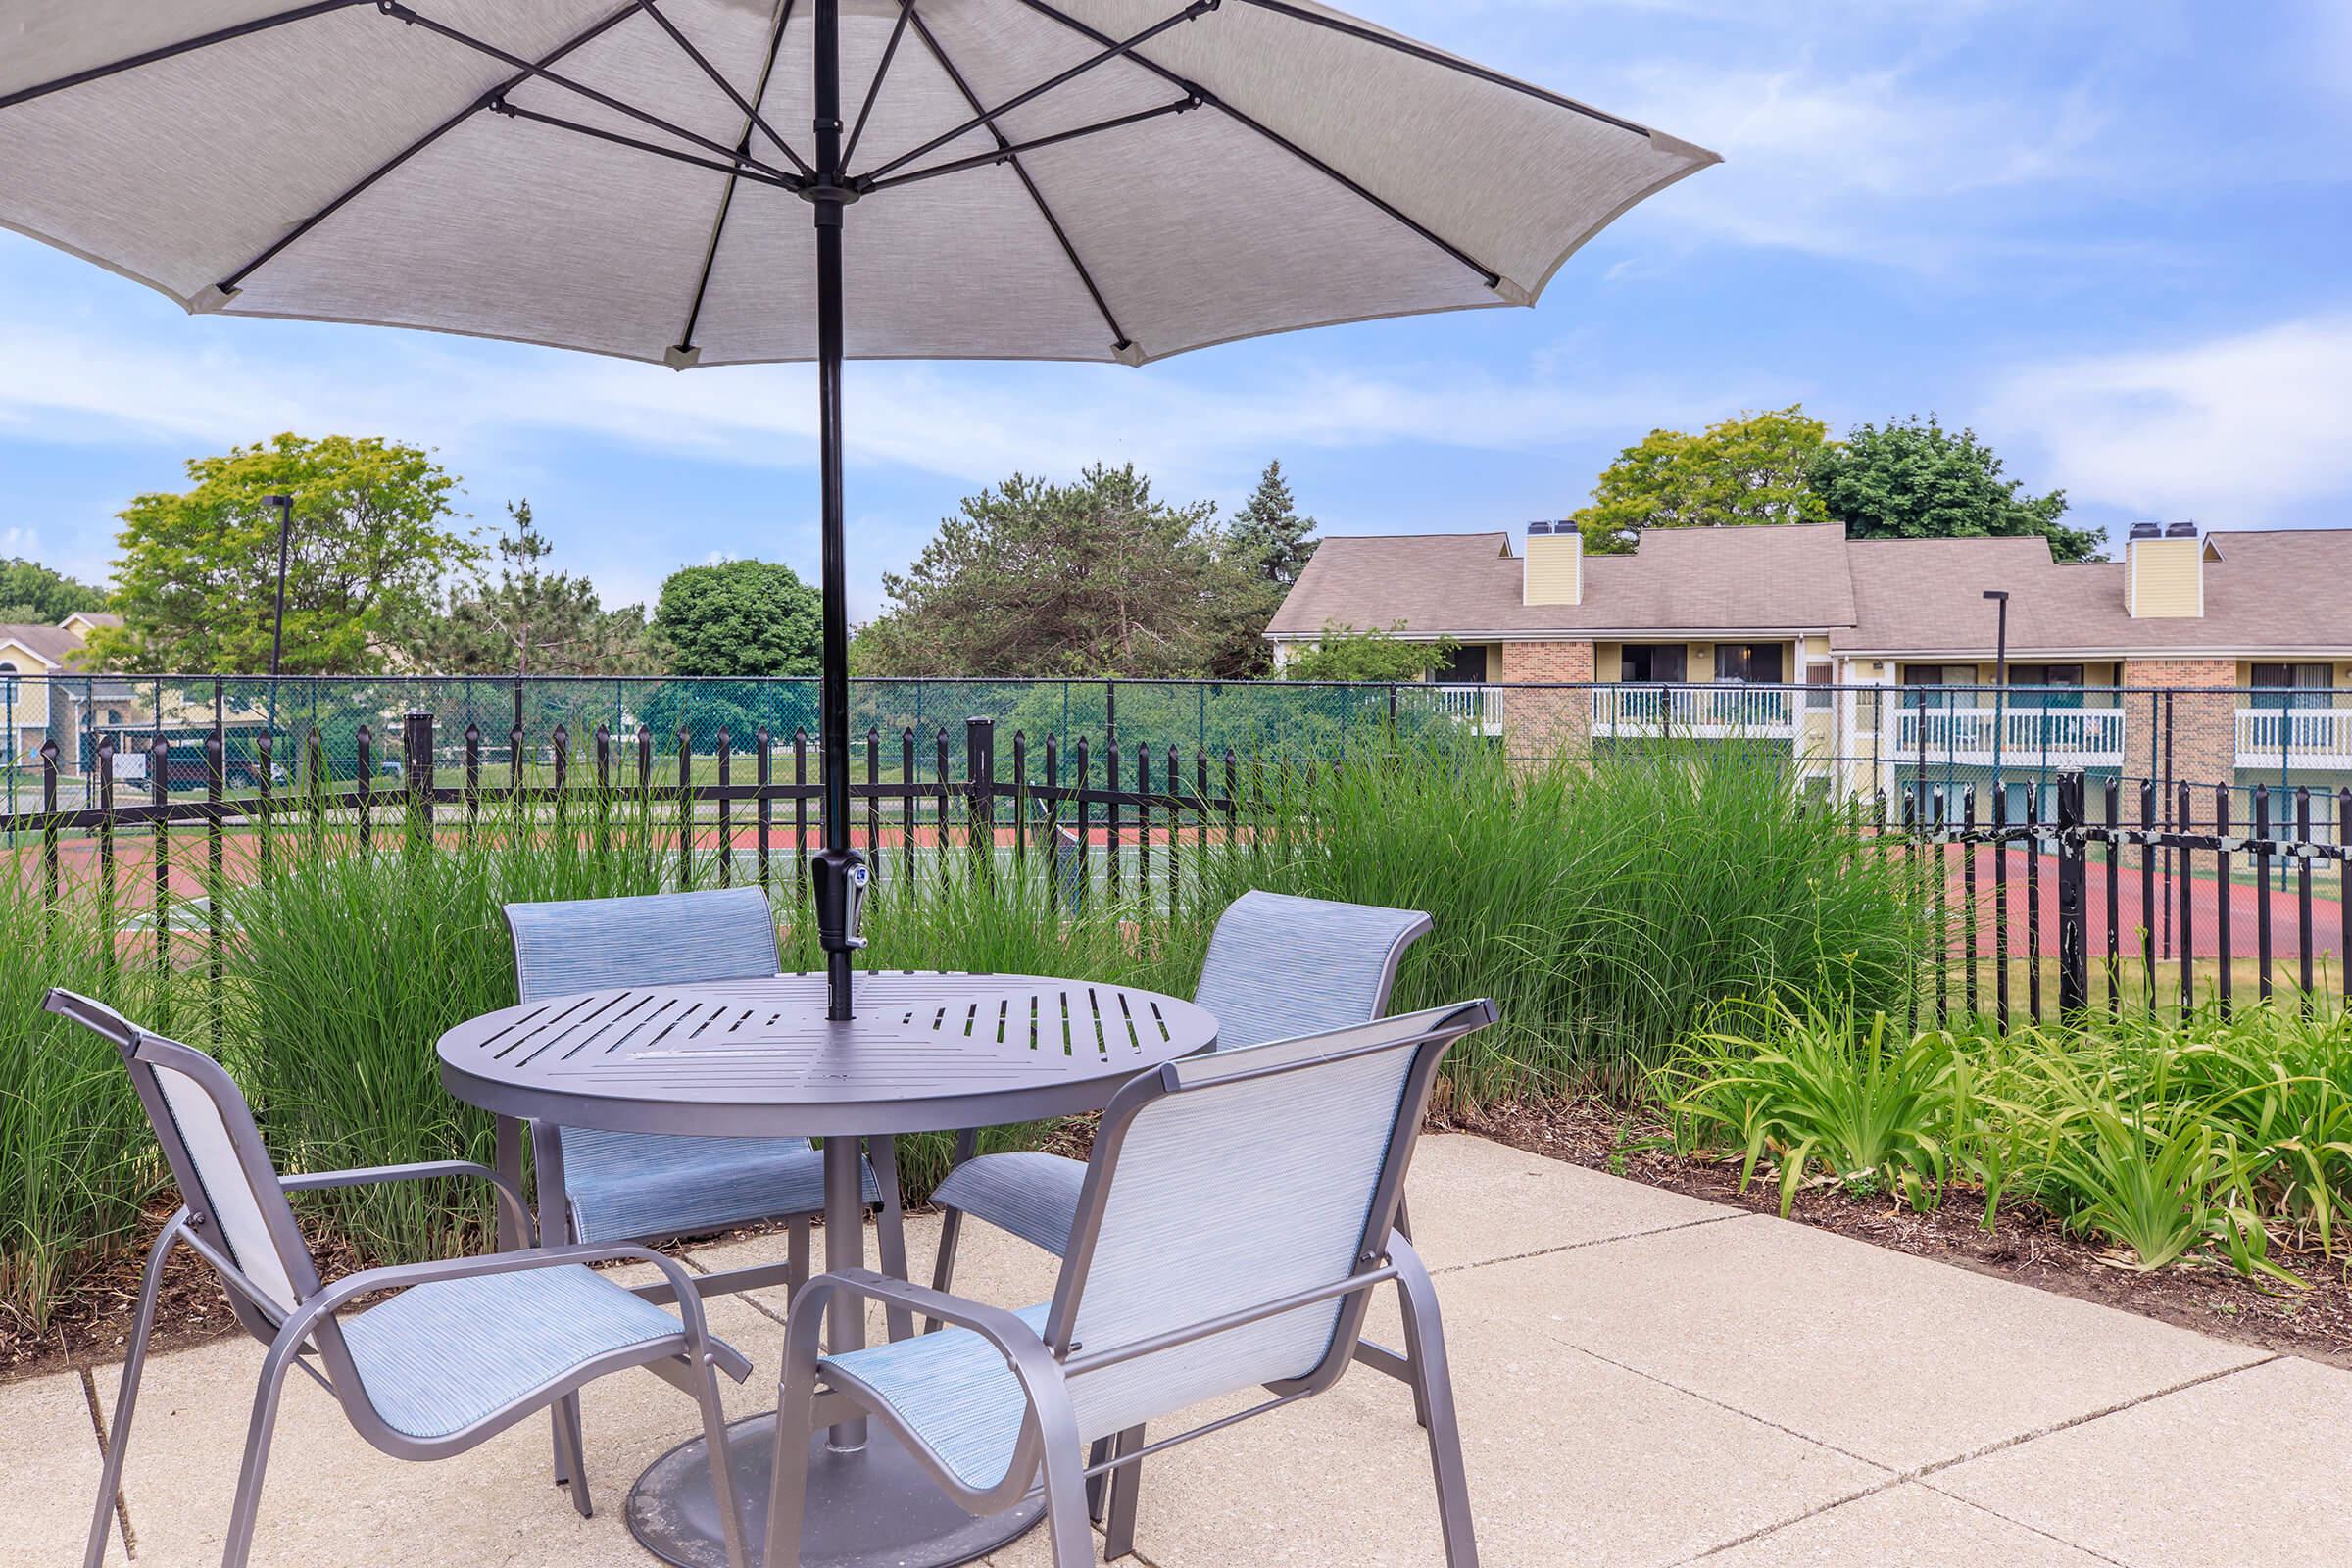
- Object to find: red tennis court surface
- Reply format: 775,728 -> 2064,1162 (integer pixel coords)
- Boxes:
1939,846 -> 2345,960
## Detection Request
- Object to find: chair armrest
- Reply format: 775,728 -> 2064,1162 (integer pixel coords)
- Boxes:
281,1159 -> 535,1247
802,1268 -> 1048,1363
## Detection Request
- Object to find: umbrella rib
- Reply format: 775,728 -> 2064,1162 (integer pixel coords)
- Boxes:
902,8 -> 1134,356
860,96 -> 1201,195
859,0 -> 1215,185
640,0 -> 813,178
676,0 -> 800,361
374,2 -> 799,185
1007,0 -> 1504,290
487,100 -> 798,189
841,1 -> 918,174
217,0 -> 656,297
0,0 -> 374,113
1228,0 -> 1657,138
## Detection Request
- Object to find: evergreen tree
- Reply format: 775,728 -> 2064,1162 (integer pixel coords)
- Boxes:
425,500 -> 652,675
1227,459 -> 1319,586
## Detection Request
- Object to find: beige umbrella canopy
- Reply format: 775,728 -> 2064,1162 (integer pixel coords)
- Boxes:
0,0 -> 1715,364
0,0 -> 1716,1018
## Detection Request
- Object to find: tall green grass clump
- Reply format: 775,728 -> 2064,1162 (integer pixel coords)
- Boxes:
0,865 -> 165,1328
1201,739 -> 1929,1102
218,815 -> 673,1264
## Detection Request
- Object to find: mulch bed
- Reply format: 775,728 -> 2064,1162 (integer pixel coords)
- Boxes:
12,1108 -> 2349,1385
1445,1096 -> 2352,1371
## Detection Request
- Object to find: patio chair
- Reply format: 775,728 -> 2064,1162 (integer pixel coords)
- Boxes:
504,887 -> 914,1489
764,999 -> 1497,1568
45,989 -> 752,1568
927,890 -> 1430,1290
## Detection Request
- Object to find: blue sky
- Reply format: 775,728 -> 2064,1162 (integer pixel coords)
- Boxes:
3,0 -> 2349,620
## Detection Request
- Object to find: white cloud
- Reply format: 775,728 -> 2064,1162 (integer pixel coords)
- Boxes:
1986,312 -> 2352,520
0,316 -> 1749,496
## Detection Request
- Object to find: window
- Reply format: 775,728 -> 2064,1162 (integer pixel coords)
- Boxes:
1714,643 -> 1785,684
1431,643 -> 1491,686
2251,663 -> 2331,710
1804,661 -> 1835,710
0,661 -> 15,704
2010,663 -> 2083,709
1900,663 -> 1979,688
1618,644 -> 1687,683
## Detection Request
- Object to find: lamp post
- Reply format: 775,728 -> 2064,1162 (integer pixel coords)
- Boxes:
1984,589 -> 2010,811
263,493 -> 293,749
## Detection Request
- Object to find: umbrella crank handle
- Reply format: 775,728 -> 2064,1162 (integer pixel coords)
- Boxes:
814,850 -> 870,955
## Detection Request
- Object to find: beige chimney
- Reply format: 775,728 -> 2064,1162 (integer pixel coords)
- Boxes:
1523,521 -> 1583,606
2125,521 -> 2203,618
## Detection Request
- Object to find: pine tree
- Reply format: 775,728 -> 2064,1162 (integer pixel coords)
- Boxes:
1228,460 -> 1318,586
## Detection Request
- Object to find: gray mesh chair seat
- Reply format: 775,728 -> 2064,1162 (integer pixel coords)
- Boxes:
931,891 -> 1431,1270
342,1263 -> 734,1442
819,1303 -> 1054,1492
559,1128 -> 877,1245
45,991 -> 753,1568
766,1003 -> 1497,1568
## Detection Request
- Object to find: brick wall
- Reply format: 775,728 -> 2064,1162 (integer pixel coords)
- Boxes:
1501,640 -> 1594,760
2122,658 -> 2236,824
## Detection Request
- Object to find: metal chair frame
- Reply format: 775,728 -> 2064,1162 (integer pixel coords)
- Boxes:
45,989 -> 752,1568
766,999 -> 1495,1568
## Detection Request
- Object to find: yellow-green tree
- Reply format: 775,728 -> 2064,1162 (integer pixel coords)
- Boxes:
1571,407 -> 1832,555
84,434 -> 477,674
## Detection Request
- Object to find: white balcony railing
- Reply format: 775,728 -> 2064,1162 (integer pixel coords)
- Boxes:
1888,706 -> 2125,767
1423,684 -> 1505,735
2234,707 -> 2352,769
1591,684 -> 1800,740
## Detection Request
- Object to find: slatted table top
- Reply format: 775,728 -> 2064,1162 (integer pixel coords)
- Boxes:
437,972 -> 1218,1138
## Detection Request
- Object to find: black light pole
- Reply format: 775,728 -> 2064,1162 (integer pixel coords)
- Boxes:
263,493 -> 294,740
1984,589 -> 2010,804
808,0 -> 867,1023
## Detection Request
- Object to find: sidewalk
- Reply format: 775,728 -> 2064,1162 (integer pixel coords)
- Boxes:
14,1134 -> 2347,1566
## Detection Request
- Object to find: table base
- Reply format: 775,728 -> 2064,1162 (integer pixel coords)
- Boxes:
627,1413 -> 1046,1568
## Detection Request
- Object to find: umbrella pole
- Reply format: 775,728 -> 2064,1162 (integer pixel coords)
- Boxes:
810,0 -> 864,1021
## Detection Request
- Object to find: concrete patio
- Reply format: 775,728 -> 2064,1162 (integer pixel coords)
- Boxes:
15,1133 -> 2347,1567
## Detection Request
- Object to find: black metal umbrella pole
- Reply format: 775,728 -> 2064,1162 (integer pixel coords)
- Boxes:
807,0 -> 865,1020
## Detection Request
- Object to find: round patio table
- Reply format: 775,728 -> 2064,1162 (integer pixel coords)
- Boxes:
437,971 -> 1217,1568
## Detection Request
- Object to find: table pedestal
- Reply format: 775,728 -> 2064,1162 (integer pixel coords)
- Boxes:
626,1414 -> 1045,1568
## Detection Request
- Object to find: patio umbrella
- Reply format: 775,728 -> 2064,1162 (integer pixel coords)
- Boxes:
0,0 -> 1716,1018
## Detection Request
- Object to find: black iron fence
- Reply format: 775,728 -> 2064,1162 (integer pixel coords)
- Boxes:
1901,771 -> 2350,1028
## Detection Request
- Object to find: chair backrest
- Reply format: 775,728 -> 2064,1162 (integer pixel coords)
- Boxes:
1045,999 -> 1494,1442
44,990 -> 322,1337
1193,890 -> 1432,1051
505,886 -> 781,1004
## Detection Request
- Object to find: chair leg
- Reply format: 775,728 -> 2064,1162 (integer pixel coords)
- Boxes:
1102,1425 -> 1146,1562
868,1136 -> 915,1343
763,1299 -> 827,1568
691,1355 -> 752,1568
786,1216 -> 812,1298
924,1207 -> 964,1336
1394,1240 -> 1477,1568
1038,1428 -> 1097,1568
220,1340 -> 298,1568
84,1217 -> 182,1568
1085,1436 -> 1111,1523
531,1122 -> 588,1500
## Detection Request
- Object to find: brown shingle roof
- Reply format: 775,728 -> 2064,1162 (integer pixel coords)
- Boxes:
1269,525 -> 2352,658
1267,523 -> 1855,637
0,624 -> 80,669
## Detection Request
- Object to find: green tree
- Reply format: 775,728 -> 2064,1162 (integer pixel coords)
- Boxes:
422,500 -> 652,675
1227,459 -> 1319,587
651,559 -> 822,677
0,558 -> 106,623
1571,407 -> 1832,554
1811,415 -> 2101,562
1280,622 -> 1457,682
82,433 -> 476,673
858,464 -> 1246,677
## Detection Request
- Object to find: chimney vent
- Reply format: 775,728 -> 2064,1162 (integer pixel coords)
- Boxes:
1527,520 -> 1552,536
2165,520 -> 2198,539
2127,521 -> 2161,541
